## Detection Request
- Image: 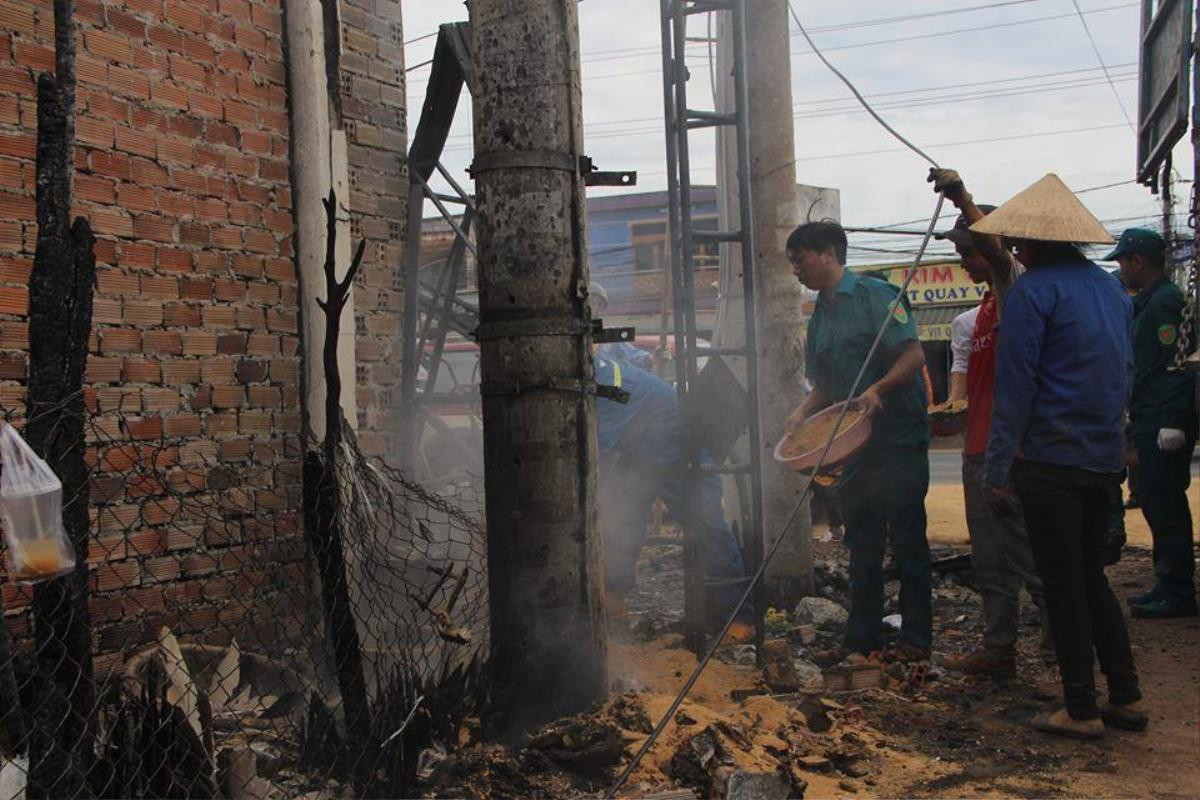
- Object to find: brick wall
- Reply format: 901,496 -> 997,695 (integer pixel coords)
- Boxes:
337,0 -> 406,458
0,0 -> 407,666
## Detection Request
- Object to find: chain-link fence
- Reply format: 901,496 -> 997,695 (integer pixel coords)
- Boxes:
0,397 -> 488,799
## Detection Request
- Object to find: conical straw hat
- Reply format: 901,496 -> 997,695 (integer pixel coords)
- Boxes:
968,173 -> 1114,244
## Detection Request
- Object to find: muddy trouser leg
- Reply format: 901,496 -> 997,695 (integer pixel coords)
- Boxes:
840,459 -> 888,655
599,456 -> 657,597
964,454 -> 1053,658
815,484 -> 844,529
963,453 -> 1020,654
1134,433 -> 1197,605
1000,483 -> 1056,662
1015,461 -> 1139,719
658,463 -> 753,624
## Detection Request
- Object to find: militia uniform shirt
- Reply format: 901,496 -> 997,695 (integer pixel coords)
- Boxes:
804,269 -> 929,456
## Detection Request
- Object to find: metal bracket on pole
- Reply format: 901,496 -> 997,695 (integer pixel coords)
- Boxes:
480,378 -> 630,404
474,317 -> 591,340
580,156 -> 639,187
470,151 -> 637,187
592,319 -> 635,344
469,148 -> 578,175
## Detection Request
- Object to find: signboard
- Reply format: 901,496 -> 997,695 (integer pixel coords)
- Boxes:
876,262 -> 987,307
1137,0 -> 1193,185
918,323 -> 954,343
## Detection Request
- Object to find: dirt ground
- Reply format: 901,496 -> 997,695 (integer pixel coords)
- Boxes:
425,486 -> 1199,800
800,484 -> 1200,800
605,479 -> 1200,800
607,547 -> 1200,799
923,479 -> 1200,548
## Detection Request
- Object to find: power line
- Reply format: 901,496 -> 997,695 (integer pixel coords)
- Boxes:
1076,178 -> 1138,193
634,122 -> 1128,178
437,70 -> 1135,153
1068,0 -> 1136,130
435,64 -> 1134,146
789,0 -> 935,166
791,62 -> 1133,108
798,0 -> 1044,33
403,30 -> 438,47
401,0 -> 1050,70
404,1 -> 1136,77
569,1 -> 1140,82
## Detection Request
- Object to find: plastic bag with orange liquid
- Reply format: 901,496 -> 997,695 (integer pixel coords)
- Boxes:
0,422 -> 75,582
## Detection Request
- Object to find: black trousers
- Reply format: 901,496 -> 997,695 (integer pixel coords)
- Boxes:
1133,432 -> 1197,604
1012,460 -> 1141,719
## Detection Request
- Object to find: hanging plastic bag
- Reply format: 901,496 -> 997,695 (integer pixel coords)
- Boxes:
0,422 -> 75,582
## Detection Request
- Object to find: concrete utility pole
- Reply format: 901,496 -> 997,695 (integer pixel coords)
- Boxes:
283,0 -> 356,444
468,0 -> 607,740
716,2 -> 834,600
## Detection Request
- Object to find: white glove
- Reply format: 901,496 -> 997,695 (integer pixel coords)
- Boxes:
1158,428 -> 1187,452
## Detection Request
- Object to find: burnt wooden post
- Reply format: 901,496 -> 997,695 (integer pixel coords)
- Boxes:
22,0 -> 98,794
300,190 -> 372,780
469,0 -> 607,740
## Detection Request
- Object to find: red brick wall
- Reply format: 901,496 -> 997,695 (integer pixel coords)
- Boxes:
338,0 -> 406,458
0,0 -> 407,666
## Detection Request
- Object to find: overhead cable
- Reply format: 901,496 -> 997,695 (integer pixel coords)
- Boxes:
404,2 -> 1136,76
1068,0 -> 1136,130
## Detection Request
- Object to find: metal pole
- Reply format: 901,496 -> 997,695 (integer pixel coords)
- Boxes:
422,208 -> 475,395
730,0 -> 767,659
1163,151 -> 1174,249
399,178 -> 425,471
470,0 -> 607,741
664,0 -> 708,653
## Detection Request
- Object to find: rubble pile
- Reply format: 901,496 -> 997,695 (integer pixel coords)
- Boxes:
416,540 -> 1088,798
414,635 -> 903,799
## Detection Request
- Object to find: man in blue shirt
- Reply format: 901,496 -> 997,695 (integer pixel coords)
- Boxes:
971,173 -> 1145,739
593,355 -> 753,640
589,282 -> 657,370
1105,228 -> 1197,619
786,221 -> 932,661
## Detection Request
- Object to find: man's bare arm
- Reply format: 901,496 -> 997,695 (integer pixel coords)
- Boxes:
946,371 -> 968,404
856,340 -> 925,416
787,384 -> 832,434
929,168 -> 1014,288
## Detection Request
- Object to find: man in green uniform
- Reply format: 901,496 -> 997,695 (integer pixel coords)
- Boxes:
786,221 -> 933,659
1107,228 -> 1198,618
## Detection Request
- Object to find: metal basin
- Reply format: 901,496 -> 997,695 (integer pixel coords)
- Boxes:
773,401 -> 872,473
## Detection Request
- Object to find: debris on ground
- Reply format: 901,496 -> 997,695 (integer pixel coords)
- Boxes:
793,597 -> 849,631
419,543 -> 1198,798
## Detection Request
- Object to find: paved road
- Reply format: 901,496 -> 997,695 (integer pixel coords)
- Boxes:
929,448 -> 1200,485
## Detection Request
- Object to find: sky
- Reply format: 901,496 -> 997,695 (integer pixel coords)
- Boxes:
400,0 -> 1191,266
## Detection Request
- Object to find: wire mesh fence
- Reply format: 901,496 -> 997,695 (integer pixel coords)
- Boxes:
0,396 -> 489,799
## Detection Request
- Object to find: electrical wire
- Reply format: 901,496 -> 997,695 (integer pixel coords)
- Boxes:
401,0 -> 1049,71
403,30 -> 438,47
800,0 -> 1042,33
403,1 -> 1137,77
1068,0 -> 1136,130
434,63 -> 1136,149
437,73 -> 1137,157
632,122 -> 1128,179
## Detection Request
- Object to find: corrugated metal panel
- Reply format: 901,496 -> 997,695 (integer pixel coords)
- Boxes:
915,302 -> 977,341
915,303 -> 976,326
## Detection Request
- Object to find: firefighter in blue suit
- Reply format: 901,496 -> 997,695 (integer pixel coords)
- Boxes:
594,355 -> 754,639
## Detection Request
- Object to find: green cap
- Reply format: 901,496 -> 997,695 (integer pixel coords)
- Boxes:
1102,227 -> 1165,261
